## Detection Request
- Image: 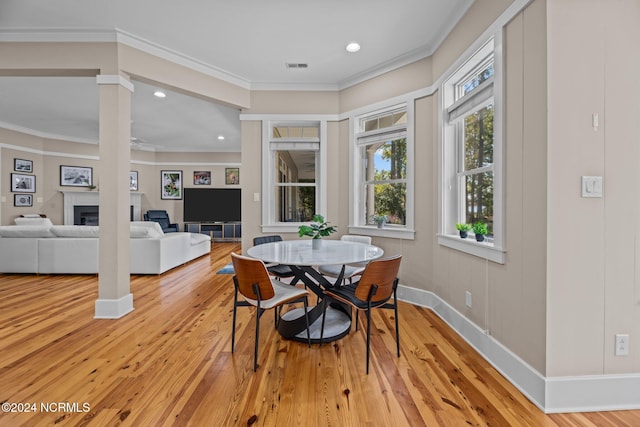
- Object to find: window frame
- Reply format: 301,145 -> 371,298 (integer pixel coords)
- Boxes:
438,36 -> 505,263
349,102 -> 415,240
261,119 -> 327,233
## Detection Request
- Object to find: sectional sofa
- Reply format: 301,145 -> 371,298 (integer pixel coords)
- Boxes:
0,218 -> 211,274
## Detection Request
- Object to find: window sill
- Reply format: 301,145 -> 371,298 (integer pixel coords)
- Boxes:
437,234 -> 505,264
261,224 -> 416,240
261,223 -> 305,234
348,226 -> 415,240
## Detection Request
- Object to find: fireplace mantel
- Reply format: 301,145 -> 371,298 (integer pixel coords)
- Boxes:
62,191 -> 142,225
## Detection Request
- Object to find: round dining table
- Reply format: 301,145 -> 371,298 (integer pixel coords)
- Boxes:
247,239 -> 384,343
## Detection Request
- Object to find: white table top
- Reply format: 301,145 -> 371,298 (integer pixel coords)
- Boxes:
247,239 -> 384,266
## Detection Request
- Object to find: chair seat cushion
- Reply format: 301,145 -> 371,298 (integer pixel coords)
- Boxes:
242,279 -> 308,309
318,264 -> 364,279
267,264 -> 295,277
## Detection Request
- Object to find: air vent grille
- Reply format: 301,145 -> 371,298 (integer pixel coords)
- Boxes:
286,63 -> 308,69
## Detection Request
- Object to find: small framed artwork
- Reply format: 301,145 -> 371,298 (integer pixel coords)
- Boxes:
60,165 -> 92,187
14,158 -> 33,173
130,171 -> 139,191
14,194 -> 33,207
194,171 -> 211,185
161,170 -> 183,200
225,168 -> 239,185
11,173 -> 36,193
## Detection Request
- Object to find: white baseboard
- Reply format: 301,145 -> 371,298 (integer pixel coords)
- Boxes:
94,293 -> 134,319
545,374 -> 640,413
397,284 -> 640,413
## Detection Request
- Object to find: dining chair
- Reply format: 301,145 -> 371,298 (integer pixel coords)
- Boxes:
252,235 -> 296,280
318,235 -> 372,284
231,252 -> 311,371
320,254 -> 402,374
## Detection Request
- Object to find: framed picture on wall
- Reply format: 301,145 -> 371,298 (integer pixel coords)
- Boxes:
225,168 -> 239,185
193,171 -> 211,185
130,171 -> 139,191
14,194 -> 33,207
60,165 -> 92,187
161,170 -> 183,199
14,158 -> 33,173
11,173 -> 36,193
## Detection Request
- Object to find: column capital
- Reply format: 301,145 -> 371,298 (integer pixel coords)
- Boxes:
96,74 -> 134,92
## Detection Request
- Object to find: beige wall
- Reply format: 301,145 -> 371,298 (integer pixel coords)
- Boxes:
0,131 -> 240,226
546,0 -> 640,376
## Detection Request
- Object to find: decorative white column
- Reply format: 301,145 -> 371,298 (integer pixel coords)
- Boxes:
95,74 -> 134,319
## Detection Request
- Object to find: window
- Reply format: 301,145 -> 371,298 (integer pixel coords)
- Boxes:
262,120 -> 326,230
350,104 -> 414,239
439,37 -> 504,263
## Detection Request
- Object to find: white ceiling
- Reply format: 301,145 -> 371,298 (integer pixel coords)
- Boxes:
0,0 -> 473,152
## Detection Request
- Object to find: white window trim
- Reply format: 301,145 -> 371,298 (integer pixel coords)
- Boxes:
261,119 -> 328,233
348,102 -> 415,240
438,34 -> 505,264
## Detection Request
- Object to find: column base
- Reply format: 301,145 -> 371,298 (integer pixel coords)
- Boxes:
94,293 -> 134,319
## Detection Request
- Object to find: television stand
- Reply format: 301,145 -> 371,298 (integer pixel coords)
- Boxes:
184,222 -> 241,242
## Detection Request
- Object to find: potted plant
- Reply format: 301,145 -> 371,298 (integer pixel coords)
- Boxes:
371,214 -> 389,228
472,222 -> 488,242
456,223 -> 472,238
298,214 -> 337,249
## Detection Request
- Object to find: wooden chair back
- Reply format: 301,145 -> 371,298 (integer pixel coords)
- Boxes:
355,255 -> 402,303
231,252 -> 275,300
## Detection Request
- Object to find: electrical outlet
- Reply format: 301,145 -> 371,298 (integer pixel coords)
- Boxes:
615,334 -> 629,356
465,291 -> 472,308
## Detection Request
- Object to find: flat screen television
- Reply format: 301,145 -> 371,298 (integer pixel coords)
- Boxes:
183,188 -> 241,222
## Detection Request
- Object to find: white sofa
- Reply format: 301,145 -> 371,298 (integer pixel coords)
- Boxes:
0,218 -> 211,274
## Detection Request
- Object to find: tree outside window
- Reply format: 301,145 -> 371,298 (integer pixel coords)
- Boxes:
365,138 -> 407,225
461,104 -> 494,233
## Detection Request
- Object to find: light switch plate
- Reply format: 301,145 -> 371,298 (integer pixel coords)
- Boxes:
581,176 -> 603,198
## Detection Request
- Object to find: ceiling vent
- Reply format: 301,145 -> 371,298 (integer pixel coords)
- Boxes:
286,63 -> 308,69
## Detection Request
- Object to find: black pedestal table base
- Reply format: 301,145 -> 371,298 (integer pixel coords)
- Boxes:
278,302 -> 351,344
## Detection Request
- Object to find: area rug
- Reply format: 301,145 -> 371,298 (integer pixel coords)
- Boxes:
216,262 -> 234,274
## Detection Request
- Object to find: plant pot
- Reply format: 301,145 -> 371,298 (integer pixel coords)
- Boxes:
312,238 -> 322,250
459,231 -> 468,239
377,222 -> 385,229
475,234 -> 485,242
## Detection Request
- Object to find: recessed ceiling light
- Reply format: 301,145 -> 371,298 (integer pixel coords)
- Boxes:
153,90 -> 166,98
345,42 -> 361,53
217,135 -> 225,141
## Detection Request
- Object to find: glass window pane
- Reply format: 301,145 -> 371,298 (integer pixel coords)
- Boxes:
362,110 -> 407,132
364,118 -> 378,132
302,127 -> 319,138
464,172 -> 493,234
272,125 -> 319,139
364,138 -> 407,181
275,150 -> 316,183
275,184 -> 315,222
463,104 -> 494,170
272,126 -> 286,138
393,111 -> 407,125
459,62 -> 494,97
364,182 -> 406,225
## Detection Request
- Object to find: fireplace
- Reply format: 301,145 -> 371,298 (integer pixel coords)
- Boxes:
62,191 -> 142,225
73,205 -> 134,225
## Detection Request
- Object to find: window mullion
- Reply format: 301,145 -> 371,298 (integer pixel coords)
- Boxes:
457,165 -> 493,177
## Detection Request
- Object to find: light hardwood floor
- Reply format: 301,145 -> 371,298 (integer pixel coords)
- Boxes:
1,242 -> 639,426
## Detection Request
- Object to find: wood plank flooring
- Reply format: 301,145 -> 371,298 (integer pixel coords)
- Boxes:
1,242 -> 639,426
